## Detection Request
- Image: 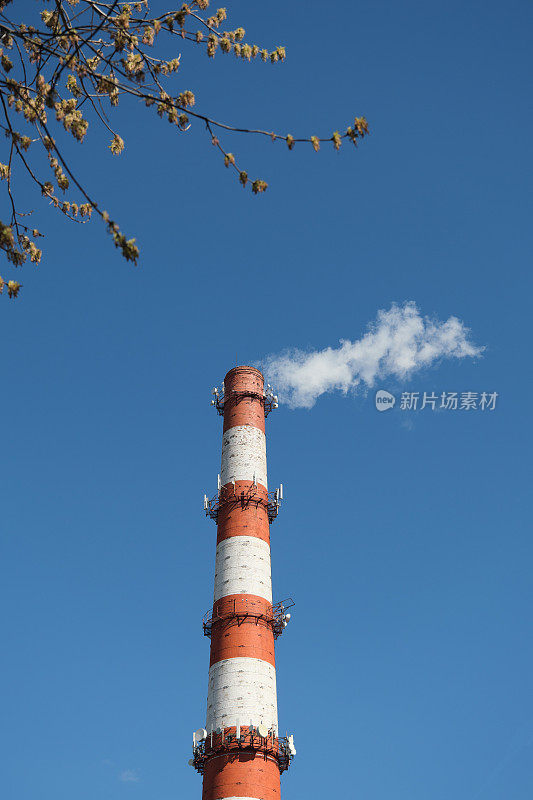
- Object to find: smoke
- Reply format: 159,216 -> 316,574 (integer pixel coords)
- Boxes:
263,302 -> 483,409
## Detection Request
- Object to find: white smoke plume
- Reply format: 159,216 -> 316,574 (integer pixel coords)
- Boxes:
264,302 -> 483,409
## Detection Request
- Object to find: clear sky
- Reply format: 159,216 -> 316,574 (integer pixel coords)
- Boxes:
2,1 -> 532,798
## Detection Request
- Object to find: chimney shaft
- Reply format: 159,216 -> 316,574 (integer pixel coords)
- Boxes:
192,366 -> 294,799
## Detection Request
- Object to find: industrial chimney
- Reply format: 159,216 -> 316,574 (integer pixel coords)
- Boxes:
190,365 -> 295,800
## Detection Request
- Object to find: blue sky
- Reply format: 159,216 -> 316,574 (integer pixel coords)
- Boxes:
2,1 -> 532,798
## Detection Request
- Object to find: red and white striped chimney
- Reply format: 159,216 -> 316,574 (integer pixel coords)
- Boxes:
190,365 -> 295,800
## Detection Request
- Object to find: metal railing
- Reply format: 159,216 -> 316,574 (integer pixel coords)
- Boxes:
202,597 -> 295,640
190,726 -> 296,775
211,387 -> 279,417
204,483 -> 281,524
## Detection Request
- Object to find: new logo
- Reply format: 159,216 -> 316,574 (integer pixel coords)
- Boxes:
375,389 -> 396,411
